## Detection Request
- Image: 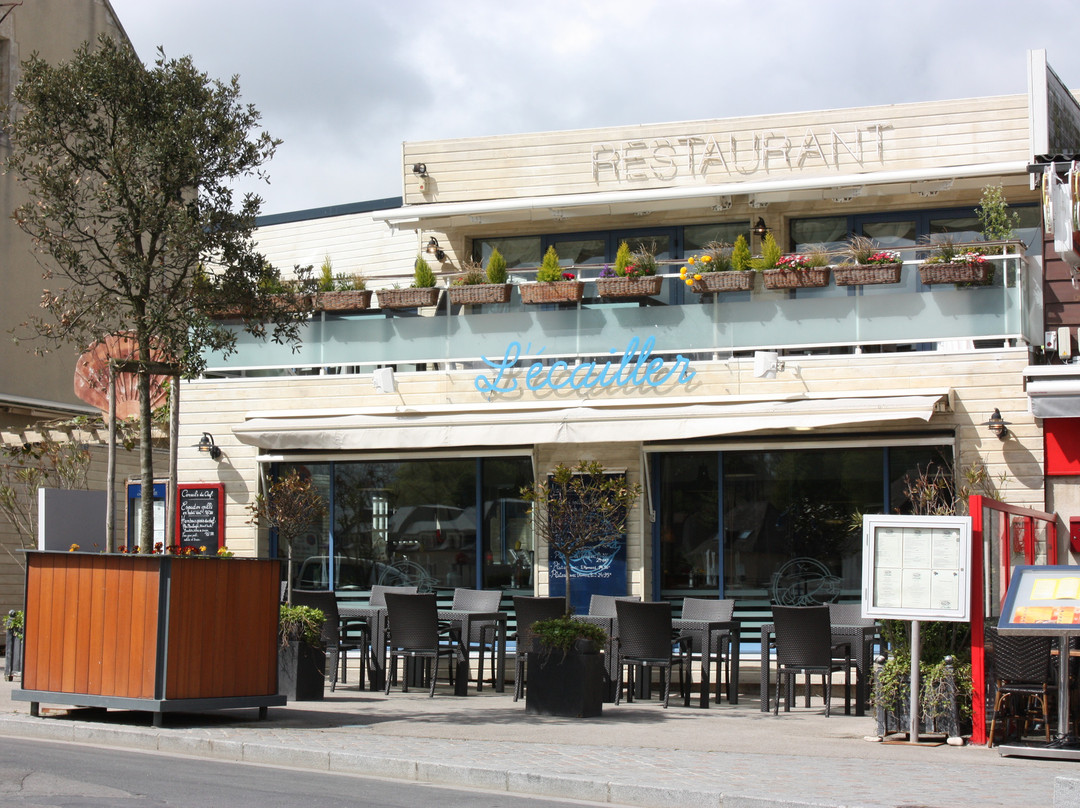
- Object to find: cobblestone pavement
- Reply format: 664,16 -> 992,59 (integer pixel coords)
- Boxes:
2,668 -> 1079,808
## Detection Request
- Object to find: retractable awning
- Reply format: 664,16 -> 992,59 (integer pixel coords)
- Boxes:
1024,366 -> 1080,418
233,390 -> 950,451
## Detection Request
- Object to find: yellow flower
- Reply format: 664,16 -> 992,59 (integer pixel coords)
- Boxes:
680,267 -> 687,278
694,273 -> 702,281
701,255 -> 712,263
685,278 -> 694,286
687,256 -> 696,265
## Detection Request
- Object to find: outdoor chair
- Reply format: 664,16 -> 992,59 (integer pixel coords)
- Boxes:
383,592 -> 462,697
614,599 -> 691,708
290,590 -> 366,692
771,605 -> 849,717
827,602 -> 877,711
511,595 -> 566,702
987,629 -> 1056,747
588,594 -> 640,617
451,588 -> 504,690
680,597 -> 735,702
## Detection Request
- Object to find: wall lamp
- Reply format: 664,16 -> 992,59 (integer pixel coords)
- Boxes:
411,163 -> 427,177
195,432 -> 222,460
425,237 -> 446,262
985,408 -> 1010,441
752,217 -> 769,239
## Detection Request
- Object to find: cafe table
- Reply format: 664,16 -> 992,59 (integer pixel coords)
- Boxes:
759,620 -> 877,715
672,617 -> 741,707
339,604 -> 508,696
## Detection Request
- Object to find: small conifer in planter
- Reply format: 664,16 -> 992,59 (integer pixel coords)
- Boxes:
378,255 -> 442,309
522,246 -> 583,304
448,248 -> 512,305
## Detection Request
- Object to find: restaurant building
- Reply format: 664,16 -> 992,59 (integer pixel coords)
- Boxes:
177,50 -> 1078,627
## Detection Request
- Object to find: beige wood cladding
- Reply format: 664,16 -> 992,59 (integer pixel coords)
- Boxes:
178,348 -> 1043,566
401,95 -> 1031,205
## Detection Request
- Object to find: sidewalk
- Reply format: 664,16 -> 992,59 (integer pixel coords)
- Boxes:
1,666 -> 1079,808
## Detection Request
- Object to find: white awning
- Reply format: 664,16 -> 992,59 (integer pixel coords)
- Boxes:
232,391 -> 950,451
1024,366 -> 1080,418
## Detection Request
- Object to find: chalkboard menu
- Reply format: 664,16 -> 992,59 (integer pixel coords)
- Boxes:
176,483 -> 224,551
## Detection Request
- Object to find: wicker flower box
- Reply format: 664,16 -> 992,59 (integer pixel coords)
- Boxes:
595,276 -> 663,298
833,263 -> 902,286
520,281 -> 585,304
690,271 -> 755,293
762,267 -> 831,290
918,262 -> 991,285
447,283 -> 513,305
376,287 -> 442,309
318,290 -> 373,312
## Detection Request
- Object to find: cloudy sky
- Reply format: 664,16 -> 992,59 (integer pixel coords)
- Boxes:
107,0 -> 1080,216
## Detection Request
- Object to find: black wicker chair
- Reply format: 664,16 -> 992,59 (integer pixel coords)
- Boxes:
588,594 -> 640,617
451,588 -> 503,691
383,592 -> 461,697
772,605 -> 849,717
614,599 -> 691,708
988,630 -> 1056,747
291,590 -> 366,692
680,597 -> 735,702
511,595 -> 566,702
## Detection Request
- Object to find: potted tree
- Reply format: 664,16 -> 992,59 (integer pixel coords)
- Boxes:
447,248 -> 512,305
377,255 -> 442,309
277,603 -> 327,701
520,246 -> 583,304
4,610 -> 23,682
525,615 -> 608,717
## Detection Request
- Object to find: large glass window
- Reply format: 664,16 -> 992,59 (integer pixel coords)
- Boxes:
685,223 -> 751,251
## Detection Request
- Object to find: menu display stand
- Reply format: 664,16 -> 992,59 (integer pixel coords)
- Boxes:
997,565 -> 1080,760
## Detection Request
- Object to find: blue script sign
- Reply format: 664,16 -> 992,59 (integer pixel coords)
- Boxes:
475,336 -> 694,396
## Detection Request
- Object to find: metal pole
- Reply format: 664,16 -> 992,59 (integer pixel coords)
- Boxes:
910,619 -> 921,744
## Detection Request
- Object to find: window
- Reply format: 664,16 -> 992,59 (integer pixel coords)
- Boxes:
685,223 -> 751,252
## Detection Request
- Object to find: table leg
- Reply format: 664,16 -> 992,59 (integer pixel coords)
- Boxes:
495,620 -> 506,693
368,612 -> 387,691
699,632 -> 711,709
729,628 -> 740,705
760,626 -> 770,712
455,616 -> 471,697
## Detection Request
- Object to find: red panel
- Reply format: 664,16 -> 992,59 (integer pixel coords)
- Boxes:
1046,418 -> 1080,475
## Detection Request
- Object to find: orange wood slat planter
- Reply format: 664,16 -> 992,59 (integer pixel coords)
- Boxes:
15,552 -> 285,726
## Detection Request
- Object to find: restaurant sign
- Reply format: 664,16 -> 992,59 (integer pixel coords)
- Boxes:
475,336 -> 694,396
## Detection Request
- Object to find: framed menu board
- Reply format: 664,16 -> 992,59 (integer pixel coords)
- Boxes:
861,514 -> 971,621
175,483 -> 225,551
999,565 -> 1080,634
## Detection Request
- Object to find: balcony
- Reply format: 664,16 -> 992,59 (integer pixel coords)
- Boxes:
203,245 -> 1036,377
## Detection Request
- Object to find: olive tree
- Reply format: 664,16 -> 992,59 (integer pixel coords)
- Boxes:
4,35 -> 314,549
248,469 -> 328,603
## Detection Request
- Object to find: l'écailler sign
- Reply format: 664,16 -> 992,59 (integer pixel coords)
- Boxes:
475,337 -> 694,396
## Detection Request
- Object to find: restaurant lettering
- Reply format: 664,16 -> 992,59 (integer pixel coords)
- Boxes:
591,123 -> 892,182
475,336 -> 694,396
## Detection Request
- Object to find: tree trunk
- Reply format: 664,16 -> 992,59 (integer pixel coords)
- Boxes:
138,358 -> 155,553
562,551 -> 572,614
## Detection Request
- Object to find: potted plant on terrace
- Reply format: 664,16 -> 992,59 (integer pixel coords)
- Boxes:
520,246 -> 583,304
378,255 -> 442,309
762,240 -> 832,289
316,254 -> 372,312
277,603 -> 327,701
681,237 -> 756,293
4,610 -> 23,682
447,248 -> 512,305
525,614 -> 608,717
834,236 -> 902,286
596,241 -> 663,298
917,236 -> 992,286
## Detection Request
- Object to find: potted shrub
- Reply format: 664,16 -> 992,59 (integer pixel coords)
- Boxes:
447,248 -> 512,305
317,255 -> 372,312
525,615 -> 608,717
917,236 -> 992,286
278,603 -> 327,701
596,241 -> 663,298
378,255 -> 442,309
520,246 -> 583,304
681,237 -> 756,293
834,236 -> 903,286
762,240 -> 832,289
4,609 -> 23,682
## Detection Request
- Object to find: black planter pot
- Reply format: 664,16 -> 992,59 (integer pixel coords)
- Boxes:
525,641 -> 604,718
278,641 -> 326,701
4,630 -> 22,682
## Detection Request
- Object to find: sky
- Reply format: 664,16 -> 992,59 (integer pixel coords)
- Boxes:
106,0 -> 1080,216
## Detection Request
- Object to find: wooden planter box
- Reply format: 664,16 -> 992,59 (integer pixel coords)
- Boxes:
14,551 -> 285,726
318,290 -> 373,312
595,276 -> 663,298
918,262 -> 992,285
690,271 -> 756,293
520,281 -> 584,305
377,287 -> 442,309
833,263 -> 902,286
762,267 -> 832,289
447,283 -> 513,305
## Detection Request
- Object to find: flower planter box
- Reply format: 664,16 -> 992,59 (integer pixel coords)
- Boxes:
520,281 -> 584,305
690,271 -> 756,293
377,287 -> 442,309
277,640 -> 326,701
595,276 -> 663,298
525,643 -> 604,718
14,551 -> 285,726
762,267 -> 832,289
318,290 -> 373,312
447,283 -> 513,305
918,263 -> 991,285
833,263 -> 903,286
